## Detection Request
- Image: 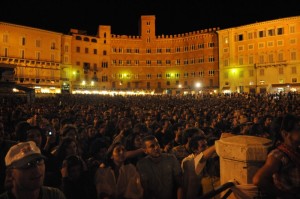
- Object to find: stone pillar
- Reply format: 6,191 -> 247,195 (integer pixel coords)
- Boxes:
215,135 -> 272,198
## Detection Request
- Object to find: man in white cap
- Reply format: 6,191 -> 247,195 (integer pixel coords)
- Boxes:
0,141 -> 66,199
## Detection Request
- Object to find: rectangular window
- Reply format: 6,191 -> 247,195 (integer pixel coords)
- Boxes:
224,59 -> 229,66
51,54 -> 55,62
249,70 -> 254,77
277,28 -> 284,35
198,43 -> 204,49
239,56 -> 243,65
20,50 -> 25,59
85,48 -> 89,54
249,56 -> 254,64
146,60 -> 151,66
259,69 -> 264,76
268,29 -> 275,36
290,26 -> 295,33
291,52 -> 296,60
278,53 -> 284,61
93,49 -> 97,54
208,70 -> 215,76
291,67 -> 297,74
76,47 -> 80,53
279,68 -> 284,75
259,55 -> 264,64
36,52 -> 40,60
208,42 -> 214,47
51,42 -> 55,50
248,32 -> 253,39
269,54 -> 274,63
277,40 -> 283,46
21,37 -> 26,45
238,34 -> 243,41
267,41 -> 274,47
248,44 -> 254,50
36,40 -> 41,47
3,34 -> 8,43
238,46 -> 244,51
292,78 -> 297,83
208,56 -> 214,62
258,30 -> 265,38
258,42 -> 265,48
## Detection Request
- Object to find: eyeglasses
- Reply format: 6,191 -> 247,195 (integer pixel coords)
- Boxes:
14,158 -> 45,170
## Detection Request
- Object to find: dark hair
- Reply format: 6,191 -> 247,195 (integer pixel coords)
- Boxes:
105,142 -> 128,167
89,138 -> 109,157
64,155 -> 84,171
124,133 -> 141,151
182,127 -> 204,144
141,135 -> 157,148
188,135 -> 206,152
270,114 -> 300,151
15,121 -> 31,142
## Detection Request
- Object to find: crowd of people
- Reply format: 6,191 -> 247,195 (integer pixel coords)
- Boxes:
0,92 -> 299,199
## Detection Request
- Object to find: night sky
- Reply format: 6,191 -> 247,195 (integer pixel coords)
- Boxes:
1,0 -> 300,36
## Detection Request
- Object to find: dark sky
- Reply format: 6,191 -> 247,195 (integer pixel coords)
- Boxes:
1,0 -> 300,36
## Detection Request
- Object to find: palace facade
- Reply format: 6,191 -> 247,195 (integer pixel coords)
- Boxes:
0,15 -> 299,94
218,16 -> 300,94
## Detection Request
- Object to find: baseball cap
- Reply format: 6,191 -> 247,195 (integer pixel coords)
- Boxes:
5,141 -> 46,169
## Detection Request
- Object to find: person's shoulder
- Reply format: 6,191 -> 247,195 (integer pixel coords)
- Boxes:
136,155 -> 150,166
41,186 -> 66,199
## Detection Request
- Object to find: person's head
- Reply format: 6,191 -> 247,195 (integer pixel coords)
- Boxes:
15,121 -> 31,142
63,155 -> 84,181
189,135 -> 208,154
107,142 -> 126,166
182,127 -> 205,145
125,133 -> 143,151
56,137 -> 78,162
5,141 -> 46,191
279,114 -> 300,145
26,126 -> 43,148
61,124 -> 78,141
89,138 -> 109,160
142,135 -> 161,158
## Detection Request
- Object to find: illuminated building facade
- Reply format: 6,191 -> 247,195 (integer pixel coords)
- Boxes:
218,16 -> 300,94
70,16 -> 219,94
0,15 -> 219,94
0,22 -> 68,93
